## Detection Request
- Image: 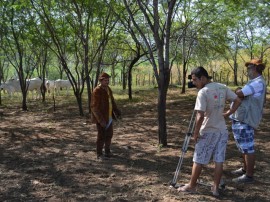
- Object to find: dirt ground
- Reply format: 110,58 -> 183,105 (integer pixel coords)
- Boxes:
0,88 -> 270,202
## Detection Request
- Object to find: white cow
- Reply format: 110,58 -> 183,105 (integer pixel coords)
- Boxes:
54,79 -> 72,95
26,77 -> 43,99
0,77 -> 42,99
0,79 -> 21,97
45,79 -> 55,95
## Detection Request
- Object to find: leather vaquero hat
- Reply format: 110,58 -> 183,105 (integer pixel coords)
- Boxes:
245,58 -> 265,69
245,59 -> 265,74
98,72 -> 111,81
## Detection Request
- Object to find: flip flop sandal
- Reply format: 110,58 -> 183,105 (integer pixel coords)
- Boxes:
177,184 -> 197,194
211,187 -> 219,197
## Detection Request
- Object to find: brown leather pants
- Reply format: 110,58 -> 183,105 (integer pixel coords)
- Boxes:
96,123 -> 113,156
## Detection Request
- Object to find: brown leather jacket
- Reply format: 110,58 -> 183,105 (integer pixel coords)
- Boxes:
90,85 -> 120,124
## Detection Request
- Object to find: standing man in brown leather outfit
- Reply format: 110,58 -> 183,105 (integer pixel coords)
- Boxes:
91,72 -> 121,160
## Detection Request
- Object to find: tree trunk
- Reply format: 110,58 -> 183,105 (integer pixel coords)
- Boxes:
176,62 -> 181,85
181,62 -> 188,94
83,39 -> 91,114
128,66 -> 133,100
22,91 -> 28,111
226,72 -> 230,86
122,64 -> 126,90
86,73 -> 91,114
75,91 -> 84,116
233,62 -> 238,86
157,71 -> 169,146
111,64 -> 116,86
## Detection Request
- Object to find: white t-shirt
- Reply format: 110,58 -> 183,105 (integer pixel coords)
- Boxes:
195,82 -> 237,132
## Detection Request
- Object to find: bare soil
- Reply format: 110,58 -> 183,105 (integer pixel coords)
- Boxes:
0,88 -> 270,202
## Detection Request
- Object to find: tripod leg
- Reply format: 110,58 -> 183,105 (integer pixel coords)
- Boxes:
169,110 -> 197,188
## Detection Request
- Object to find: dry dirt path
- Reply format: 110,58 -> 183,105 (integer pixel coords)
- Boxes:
0,89 -> 269,201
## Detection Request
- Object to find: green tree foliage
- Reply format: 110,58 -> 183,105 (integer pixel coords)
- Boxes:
0,0 -> 41,110
0,0 -> 269,144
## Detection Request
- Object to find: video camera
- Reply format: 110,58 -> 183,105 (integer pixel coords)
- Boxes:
187,75 -> 196,88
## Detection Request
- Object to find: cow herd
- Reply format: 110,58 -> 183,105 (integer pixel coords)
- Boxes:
0,77 -> 72,98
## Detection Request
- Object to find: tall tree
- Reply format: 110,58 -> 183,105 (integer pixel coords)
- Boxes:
1,0 -> 40,110
108,1 -> 151,99
173,0 -> 234,92
31,0 -> 94,115
122,0 -> 178,146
